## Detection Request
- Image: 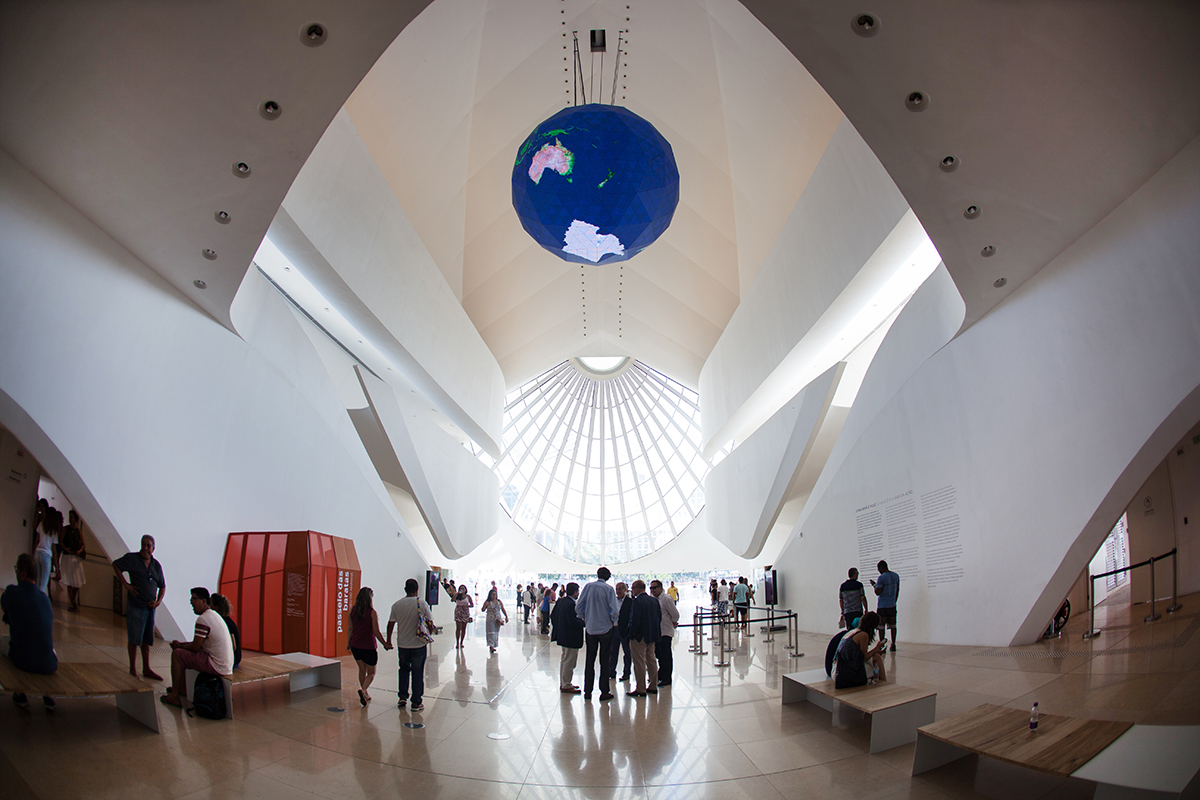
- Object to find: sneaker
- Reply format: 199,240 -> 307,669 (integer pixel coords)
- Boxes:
42,696 -> 55,710
626,690 -> 645,697
397,699 -> 407,708
410,703 -> 424,712
12,693 -> 29,709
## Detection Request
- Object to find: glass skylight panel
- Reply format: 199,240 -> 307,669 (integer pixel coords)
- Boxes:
497,359 -> 719,564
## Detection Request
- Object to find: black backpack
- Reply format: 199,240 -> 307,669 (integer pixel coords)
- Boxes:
190,673 -> 227,720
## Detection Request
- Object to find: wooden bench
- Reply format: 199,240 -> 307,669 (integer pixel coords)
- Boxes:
782,668 -> 936,753
913,703 -> 1200,799
183,652 -> 341,719
0,657 -> 159,732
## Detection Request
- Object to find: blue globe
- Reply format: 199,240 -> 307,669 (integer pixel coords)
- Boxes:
512,104 -> 680,266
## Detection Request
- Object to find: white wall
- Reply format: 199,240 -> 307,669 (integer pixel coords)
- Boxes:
277,109 -> 506,456
0,427 -> 40,587
771,135 -> 1200,646
1171,420 -> 1200,596
0,148 -> 431,641
699,117 -> 910,448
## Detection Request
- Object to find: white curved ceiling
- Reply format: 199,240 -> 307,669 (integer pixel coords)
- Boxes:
342,0 -> 843,389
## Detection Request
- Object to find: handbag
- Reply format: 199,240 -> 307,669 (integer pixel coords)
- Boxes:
416,606 -> 436,644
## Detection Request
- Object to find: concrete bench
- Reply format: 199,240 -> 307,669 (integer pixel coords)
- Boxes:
0,657 -> 159,732
913,703 -> 1200,799
184,652 -> 341,719
782,668 -> 936,753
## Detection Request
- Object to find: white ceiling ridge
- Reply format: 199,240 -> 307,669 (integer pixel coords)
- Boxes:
702,209 -> 935,458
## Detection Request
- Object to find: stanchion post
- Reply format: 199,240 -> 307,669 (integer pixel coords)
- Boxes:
1083,573 -> 1100,639
1145,555 -> 1161,622
1168,549 -> 1182,613
788,612 -> 804,658
713,616 -> 729,667
763,606 -> 775,643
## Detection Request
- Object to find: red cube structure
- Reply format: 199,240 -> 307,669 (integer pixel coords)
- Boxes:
218,531 -> 361,658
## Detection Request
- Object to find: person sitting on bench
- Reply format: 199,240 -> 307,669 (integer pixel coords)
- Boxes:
833,610 -> 887,688
1,554 -> 57,710
161,587 -> 233,709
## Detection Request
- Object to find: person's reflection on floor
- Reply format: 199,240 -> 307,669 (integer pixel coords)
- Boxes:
485,648 -> 504,702
551,688 -> 585,783
453,648 -> 474,705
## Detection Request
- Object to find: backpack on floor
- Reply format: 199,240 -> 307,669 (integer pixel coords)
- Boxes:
190,673 -> 227,720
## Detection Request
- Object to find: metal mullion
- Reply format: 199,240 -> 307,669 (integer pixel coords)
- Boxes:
628,366 -> 709,489
576,379 -> 598,560
624,371 -> 703,516
500,362 -> 576,456
501,369 -> 579,501
548,373 -> 593,559
615,371 -> 680,540
502,369 -> 583,494
610,372 -> 656,543
502,361 -> 573,423
602,380 -> 631,559
534,371 -> 591,551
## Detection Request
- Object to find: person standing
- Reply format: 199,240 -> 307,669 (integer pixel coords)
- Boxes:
2,554 -> 57,710
522,584 -> 535,624
346,587 -> 390,706
540,585 -> 554,634
59,510 -> 87,611
482,587 -> 508,654
666,581 -> 679,603
386,578 -> 433,712
624,580 -> 660,697
112,535 -> 166,680
839,568 -> 868,630
872,561 -> 899,651
161,587 -> 234,709
733,576 -> 751,630
650,579 -> 678,687
453,584 -> 473,649
607,581 -> 633,683
551,582 -> 584,693
574,566 -> 619,701
32,506 -> 60,596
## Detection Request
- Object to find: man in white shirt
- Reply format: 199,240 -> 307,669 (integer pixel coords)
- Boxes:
386,578 -> 434,712
650,580 -> 680,687
162,587 -> 233,709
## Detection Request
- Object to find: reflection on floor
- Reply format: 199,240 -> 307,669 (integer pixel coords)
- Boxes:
2,587 -> 1198,799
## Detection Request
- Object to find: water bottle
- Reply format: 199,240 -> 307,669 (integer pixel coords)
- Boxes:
870,663 -> 879,685
1029,702 -> 1039,731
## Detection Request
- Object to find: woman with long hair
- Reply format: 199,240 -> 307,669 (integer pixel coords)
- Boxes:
59,510 -> 87,611
453,583 -> 474,648
346,587 -> 391,706
833,610 -> 887,688
481,587 -> 508,654
32,506 -> 61,596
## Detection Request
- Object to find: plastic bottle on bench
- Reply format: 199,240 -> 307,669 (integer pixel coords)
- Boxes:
1030,702 -> 1039,731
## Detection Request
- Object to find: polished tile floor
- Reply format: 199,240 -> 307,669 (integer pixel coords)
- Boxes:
2,585 -> 1197,799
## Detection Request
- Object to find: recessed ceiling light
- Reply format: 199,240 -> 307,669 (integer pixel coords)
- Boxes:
982,245 -> 996,257
202,248 -> 217,260
232,161 -> 251,178
939,155 -> 958,172
905,91 -> 928,112
851,13 -> 880,37
964,205 -> 980,219
259,100 -> 282,121
214,210 -> 231,224
193,279 -> 207,289
993,277 -> 1007,287
300,23 -> 327,47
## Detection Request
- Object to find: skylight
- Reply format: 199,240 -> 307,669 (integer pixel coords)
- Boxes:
495,359 -> 717,564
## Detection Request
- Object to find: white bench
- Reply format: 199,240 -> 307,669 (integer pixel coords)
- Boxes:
914,703 -> 1200,799
184,651 -> 341,719
782,668 -> 936,753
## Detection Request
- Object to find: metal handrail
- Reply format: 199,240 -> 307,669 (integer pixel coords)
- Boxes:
1082,547 -> 1181,639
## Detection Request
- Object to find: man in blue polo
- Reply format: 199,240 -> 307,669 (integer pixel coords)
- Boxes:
574,566 -> 619,701
873,560 -> 900,651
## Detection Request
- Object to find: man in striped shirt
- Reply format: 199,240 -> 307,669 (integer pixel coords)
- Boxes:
162,587 -> 233,709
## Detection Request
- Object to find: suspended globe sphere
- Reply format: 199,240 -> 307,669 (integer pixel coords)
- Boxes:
511,104 -> 680,265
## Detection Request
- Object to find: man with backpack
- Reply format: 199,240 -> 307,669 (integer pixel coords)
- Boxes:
161,587 -> 233,711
